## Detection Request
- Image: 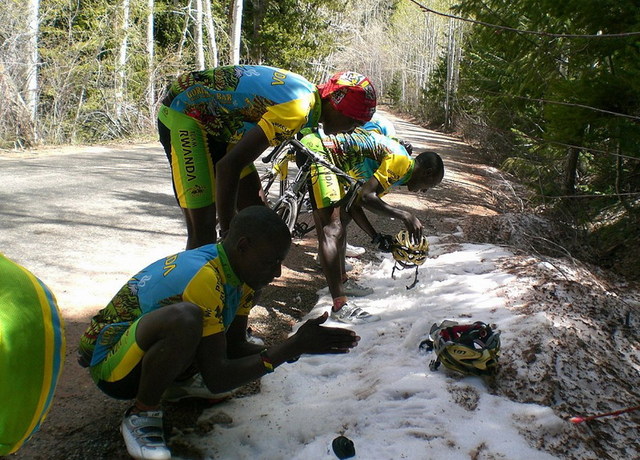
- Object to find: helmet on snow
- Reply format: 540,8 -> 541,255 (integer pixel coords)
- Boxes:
425,320 -> 500,376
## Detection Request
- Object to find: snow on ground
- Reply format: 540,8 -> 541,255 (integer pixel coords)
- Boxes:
174,240 -> 579,459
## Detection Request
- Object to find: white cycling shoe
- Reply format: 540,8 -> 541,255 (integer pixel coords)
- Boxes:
330,303 -> 380,324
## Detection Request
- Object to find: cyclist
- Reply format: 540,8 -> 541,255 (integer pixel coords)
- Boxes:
345,112 -> 411,257
362,112 -> 397,137
77,206 -> 360,460
158,65 -> 376,248
363,112 -> 414,155
300,129 -> 444,324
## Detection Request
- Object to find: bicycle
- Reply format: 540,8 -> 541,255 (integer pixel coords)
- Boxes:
260,138 -> 363,239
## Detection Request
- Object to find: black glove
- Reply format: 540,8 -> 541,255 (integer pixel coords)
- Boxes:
372,233 -> 394,252
399,139 -> 413,156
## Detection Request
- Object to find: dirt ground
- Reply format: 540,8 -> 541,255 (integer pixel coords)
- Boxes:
8,111 -> 639,459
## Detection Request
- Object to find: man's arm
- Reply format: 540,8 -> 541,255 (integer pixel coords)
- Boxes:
215,126 -> 271,236
359,177 -> 423,241
225,314 -> 265,358
197,313 -> 359,394
346,202 -> 377,241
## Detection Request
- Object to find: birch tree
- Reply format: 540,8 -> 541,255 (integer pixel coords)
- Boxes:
203,0 -> 219,67
194,0 -> 205,69
26,0 -> 39,140
115,0 -> 130,119
177,0 -> 195,61
229,0 -> 243,64
147,0 -> 155,111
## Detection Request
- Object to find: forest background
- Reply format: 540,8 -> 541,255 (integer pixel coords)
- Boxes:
1,0 -> 638,280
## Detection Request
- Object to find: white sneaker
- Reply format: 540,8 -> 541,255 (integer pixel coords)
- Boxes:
162,373 -> 232,403
343,279 -> 374,297
120,407 -> 171,460
346,243 -> 366,258
331,303 -> 380,324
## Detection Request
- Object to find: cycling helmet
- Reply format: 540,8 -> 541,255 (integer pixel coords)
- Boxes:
391,230 -> 429,268
423,320 -> 501,376
390,230 -> 429,289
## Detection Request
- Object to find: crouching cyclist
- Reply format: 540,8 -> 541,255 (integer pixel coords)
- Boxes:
77,206 -> 360,460
300,128 -> 444,324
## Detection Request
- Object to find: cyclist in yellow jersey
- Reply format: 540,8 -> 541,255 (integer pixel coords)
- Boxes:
158,66 -> 377,248
300,129 -> 444,324
78,206 -> 360,460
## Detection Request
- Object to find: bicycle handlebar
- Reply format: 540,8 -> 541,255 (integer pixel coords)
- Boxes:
262,141 -> 290,164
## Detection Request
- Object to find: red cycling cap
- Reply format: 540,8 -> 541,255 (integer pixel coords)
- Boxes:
317,71 -> 377,122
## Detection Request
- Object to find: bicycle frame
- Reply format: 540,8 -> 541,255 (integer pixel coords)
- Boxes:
265,138 -> 364,238
288,139 -> 363,213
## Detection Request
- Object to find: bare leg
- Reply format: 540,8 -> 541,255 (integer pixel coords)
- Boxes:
314,206 -> 346,302
134,302 -> 203,408
183,205 -> 217,249
339,207 -> 353,278
237,171 -> 266,210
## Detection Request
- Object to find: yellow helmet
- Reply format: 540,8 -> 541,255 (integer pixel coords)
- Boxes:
391,230 -> 429,268
426,320 -> 500,376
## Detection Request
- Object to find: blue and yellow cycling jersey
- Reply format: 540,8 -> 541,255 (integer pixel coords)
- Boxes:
301,129 -> 414,209
362,113 -> 397,137
78,244 -> 254,366
305,129 -> 413,191
159,65 -> 322,146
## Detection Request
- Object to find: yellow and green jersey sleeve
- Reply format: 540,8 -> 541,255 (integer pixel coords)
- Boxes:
0,254 -> 65,455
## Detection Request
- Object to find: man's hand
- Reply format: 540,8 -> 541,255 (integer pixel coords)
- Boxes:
402,214 -> 423,243
399,139 -> 413,155
372,233 -> 394,252
293,312 -> 360,354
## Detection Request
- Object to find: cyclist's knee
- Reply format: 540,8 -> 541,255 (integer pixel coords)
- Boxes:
321,214 -> 344,240
160,303 -> 203,343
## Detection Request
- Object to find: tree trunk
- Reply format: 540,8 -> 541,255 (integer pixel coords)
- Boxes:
563,147 -> 580,196
178,0 -> 193,60
26,0 -> 39,143
147,0 -> 155,113
229,0 -> 243,64
194,0 -> 205,70
0,64 -> 37,148
115,0 -> 130,119
445,19 -> 461,132
203,0 -> 218,67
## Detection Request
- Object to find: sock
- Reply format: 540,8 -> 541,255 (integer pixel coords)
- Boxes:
133,400 -> 160,413
332,296 -> 348,312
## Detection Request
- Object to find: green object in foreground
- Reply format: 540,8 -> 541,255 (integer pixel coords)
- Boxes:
0,254 -> 66,455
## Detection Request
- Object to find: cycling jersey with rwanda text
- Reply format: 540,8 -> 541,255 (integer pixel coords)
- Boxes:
78,244 -> 254,367
159,65 -> 322,146
309,128 -> 413,192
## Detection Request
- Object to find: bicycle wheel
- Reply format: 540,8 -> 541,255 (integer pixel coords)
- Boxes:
259,170 -> 278,206
272,195 -> 299,236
